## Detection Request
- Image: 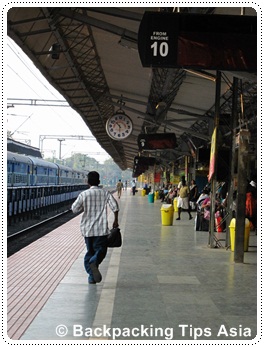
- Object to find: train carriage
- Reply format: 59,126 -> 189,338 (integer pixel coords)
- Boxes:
7,151 -> 88,187
7,151 -> 32,187
73,169 -> 87,185
56,163 -> 74,185
28,156 -> 58,186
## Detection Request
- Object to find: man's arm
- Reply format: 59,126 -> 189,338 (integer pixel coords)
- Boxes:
107,192 -> 119,228
71,194 -> 84,213
113,211 -> 119,228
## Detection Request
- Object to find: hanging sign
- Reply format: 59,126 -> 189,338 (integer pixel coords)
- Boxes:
138,12 -> 257,70
138,133 -> 177,151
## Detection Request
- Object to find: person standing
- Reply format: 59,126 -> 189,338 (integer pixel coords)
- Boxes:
71,171 -> 119,284
116,179 -> 123,199
176,179 -> 192,220
177,175 -> 186,192
189,179 -> 198,210
132,180 -> 136,195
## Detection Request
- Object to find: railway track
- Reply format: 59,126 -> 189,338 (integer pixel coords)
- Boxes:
7,210 -> 78,257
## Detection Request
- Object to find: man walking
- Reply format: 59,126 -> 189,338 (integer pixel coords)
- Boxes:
176,179 -> 193,220
116,179 -> 123,199
71,171 -> 119,284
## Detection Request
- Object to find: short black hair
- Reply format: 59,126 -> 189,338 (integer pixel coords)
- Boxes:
88,171 -> 100,186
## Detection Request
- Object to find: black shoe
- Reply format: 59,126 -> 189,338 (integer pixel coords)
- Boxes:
176,217 -> 181,220
88,275 -> 96,284
189,216 -> 193,220
90,263 -> 102,283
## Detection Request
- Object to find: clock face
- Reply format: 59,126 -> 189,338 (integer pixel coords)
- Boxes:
106,113 -> 133,140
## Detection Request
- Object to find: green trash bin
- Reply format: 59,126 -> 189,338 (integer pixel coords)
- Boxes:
148,193 -> 154,203
161,204 -> 174,226
229,218 -> 251,251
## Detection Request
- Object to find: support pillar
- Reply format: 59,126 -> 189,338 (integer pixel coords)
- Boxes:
226,77 -> 239,247
234,130 -> 250,263
209,71 -> 221,248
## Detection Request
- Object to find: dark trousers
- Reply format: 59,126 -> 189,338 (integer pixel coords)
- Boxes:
84,236 -> 108,280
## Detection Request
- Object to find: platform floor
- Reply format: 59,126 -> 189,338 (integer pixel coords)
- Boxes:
10,189 -> 258,342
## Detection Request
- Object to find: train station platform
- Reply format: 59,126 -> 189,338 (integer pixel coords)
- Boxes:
7,189 -> 258,342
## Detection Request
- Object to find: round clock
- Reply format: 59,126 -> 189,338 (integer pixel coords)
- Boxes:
106,112 -> 133,140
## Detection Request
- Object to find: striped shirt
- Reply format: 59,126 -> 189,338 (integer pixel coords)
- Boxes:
71,186 -> 119,237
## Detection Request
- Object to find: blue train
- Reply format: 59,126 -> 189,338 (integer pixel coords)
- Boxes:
7,151 -> 87,187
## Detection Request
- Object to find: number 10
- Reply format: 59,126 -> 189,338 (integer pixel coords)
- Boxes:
151,42 -> 169,57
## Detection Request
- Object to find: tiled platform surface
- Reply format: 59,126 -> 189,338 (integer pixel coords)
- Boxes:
8,189 -> 258,342
7,214 -> 84,340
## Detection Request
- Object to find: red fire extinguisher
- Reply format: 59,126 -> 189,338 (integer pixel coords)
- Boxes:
215,211 -> 223,232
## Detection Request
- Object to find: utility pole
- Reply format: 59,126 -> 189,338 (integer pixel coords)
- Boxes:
57,139 -> 65,160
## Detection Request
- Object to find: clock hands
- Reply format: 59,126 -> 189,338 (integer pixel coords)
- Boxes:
106,113 -> 133,140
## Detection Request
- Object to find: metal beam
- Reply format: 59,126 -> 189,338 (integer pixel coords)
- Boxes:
39,134 -> 96,153
58,8 -> 138,41
7,98 -> 70,107
86,8 -> 143,21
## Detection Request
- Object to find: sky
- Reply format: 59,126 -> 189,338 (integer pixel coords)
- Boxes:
6,37 -> 111,164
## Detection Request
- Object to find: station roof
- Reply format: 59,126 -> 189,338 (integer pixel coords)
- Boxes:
7,7 -> 257,172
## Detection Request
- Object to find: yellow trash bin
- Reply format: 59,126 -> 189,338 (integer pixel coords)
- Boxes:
161,204 -> 174,226
229,218 -> 250,251
154,191 -> 159,200
141,189 -> 146,196
173,197 -> 178,212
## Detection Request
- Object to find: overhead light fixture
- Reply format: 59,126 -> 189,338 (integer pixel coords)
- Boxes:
49,43 -> 61,60
184,69 -> 216,82
155,101 -> 167,110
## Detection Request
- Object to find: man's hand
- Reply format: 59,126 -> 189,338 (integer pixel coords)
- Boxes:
113,221 -> 119,229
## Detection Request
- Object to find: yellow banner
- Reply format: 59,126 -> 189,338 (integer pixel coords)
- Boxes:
208,127 -> 217,182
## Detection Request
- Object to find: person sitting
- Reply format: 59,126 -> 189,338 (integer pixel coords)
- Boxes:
201,196 -> 211,221
195,189 -> 210,231
245,182 -> 257,231
161,184 -> 169,202
196,189 -> 209,209
164,185 -> 177,204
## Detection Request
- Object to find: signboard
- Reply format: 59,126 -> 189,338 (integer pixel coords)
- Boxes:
133,156 -> 158,177
138,12 -> 256,70
138,133 -> 177,151
134,156 -> 156,166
